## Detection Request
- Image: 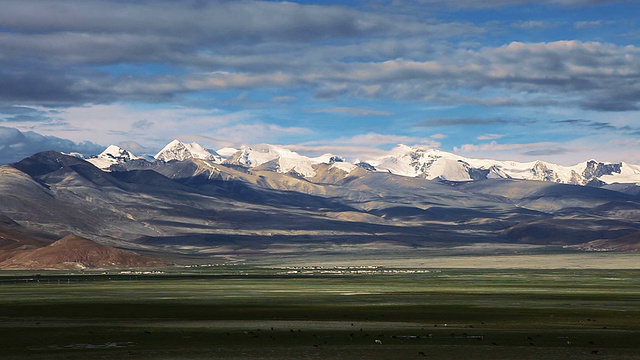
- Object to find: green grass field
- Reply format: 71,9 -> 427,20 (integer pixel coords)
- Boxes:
0,267 -> 639,359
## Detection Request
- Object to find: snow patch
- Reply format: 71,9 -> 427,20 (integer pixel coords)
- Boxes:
225,145 -> 346,178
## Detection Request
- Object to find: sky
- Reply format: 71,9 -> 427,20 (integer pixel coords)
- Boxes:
1,0 -> 639,165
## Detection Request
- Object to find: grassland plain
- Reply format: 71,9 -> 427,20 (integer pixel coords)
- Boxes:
0,265 -> 639,359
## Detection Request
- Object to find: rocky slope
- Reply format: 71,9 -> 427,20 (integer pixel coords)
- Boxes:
0,233 -> 166,270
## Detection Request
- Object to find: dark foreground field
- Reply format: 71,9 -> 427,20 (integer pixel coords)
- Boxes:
0,267 -> 639,359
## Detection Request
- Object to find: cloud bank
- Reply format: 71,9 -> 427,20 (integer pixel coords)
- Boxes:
0,126 -> 103,164
0,1 -> 639,164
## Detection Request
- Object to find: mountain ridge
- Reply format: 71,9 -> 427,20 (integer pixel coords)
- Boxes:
83,140 -> 640,187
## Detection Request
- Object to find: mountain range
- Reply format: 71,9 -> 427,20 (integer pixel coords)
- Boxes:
86,140 -> 640,186
1,140 -> 639,269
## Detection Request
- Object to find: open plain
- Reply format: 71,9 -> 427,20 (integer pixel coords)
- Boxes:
1,254 -> 639,360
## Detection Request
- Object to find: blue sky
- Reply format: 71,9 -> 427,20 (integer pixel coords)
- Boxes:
1,0 -> 639,165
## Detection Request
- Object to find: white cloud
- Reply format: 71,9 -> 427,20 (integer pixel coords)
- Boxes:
2,104 -> 249,148
184,72 -> 296,91
311,107 -> 392,116
574,20 -> 611,29
303,133 -> 440,147
2,0 -> 638,113
310,40 -> 640,111
453,138 -> 640,165
287,133 -> 441,161
214,123 -> 312,146
477,133 -> 505,140
271,96 -> 297,103
161,134 -> 237,151
455,140 -> 558,152
284,143 -> 390,161
569,138 -> 640,165
0,126 -> 103,164
415,0 -> 624,9
512,21 -> 560,29
0,1 -> 396,44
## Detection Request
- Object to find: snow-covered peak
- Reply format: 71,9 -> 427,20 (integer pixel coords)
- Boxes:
367,144 -> 472,180
224,144 -> 347,178
226,144 -> 311,175
155,140 -> 222,163
102,145 -> 137,161
86,145 -> 143,170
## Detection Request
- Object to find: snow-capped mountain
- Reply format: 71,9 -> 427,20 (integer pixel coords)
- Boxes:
365,145 -> 476,181
155,140 -> 222,163
7,148 -> 640,260
224,144 -> 348,177
86,145 -> 144,170
362,144 -> 640,185
82,141 -> 640,186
